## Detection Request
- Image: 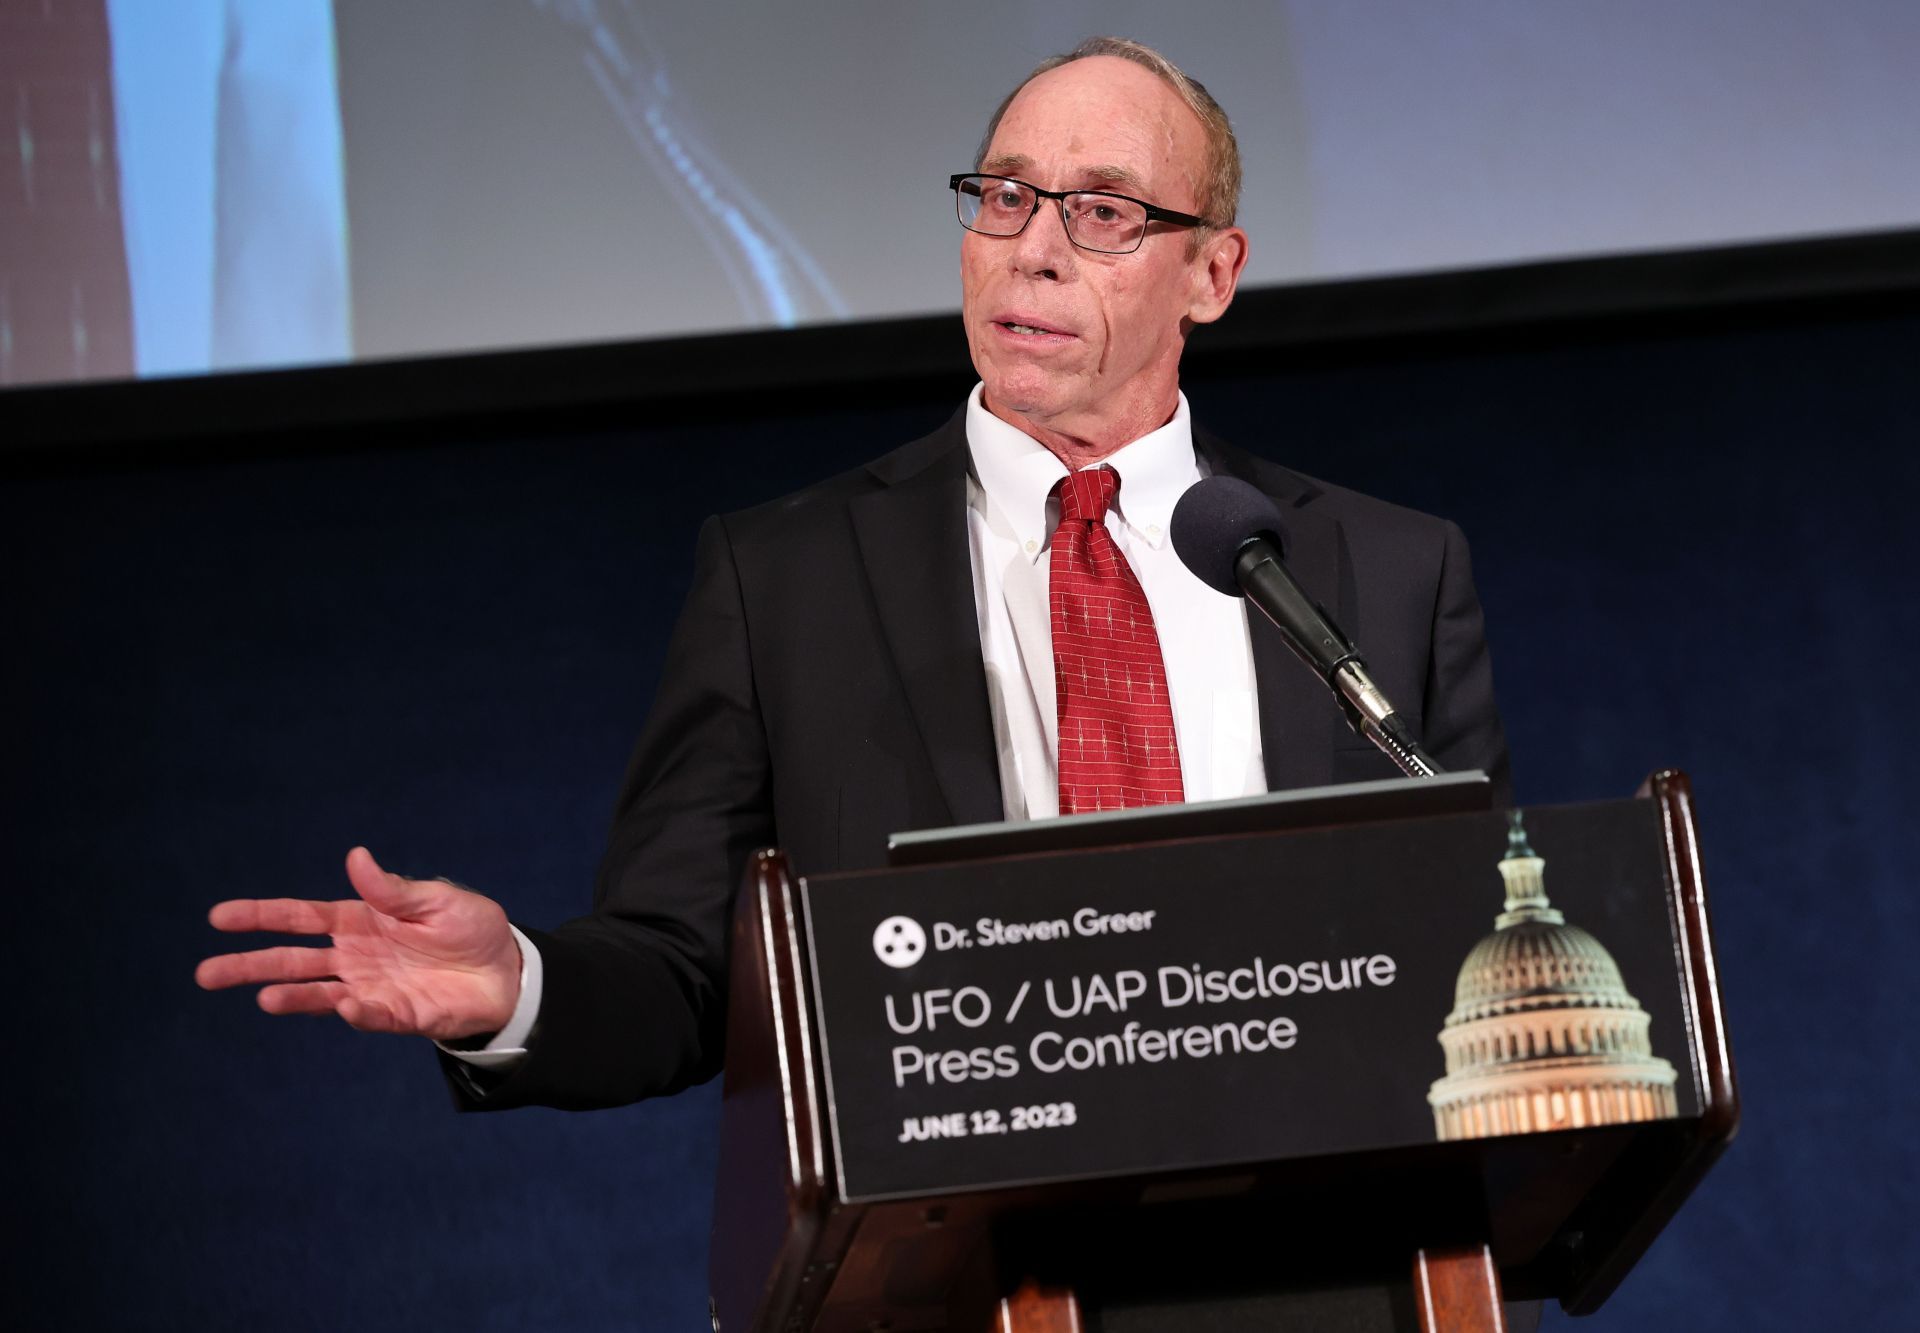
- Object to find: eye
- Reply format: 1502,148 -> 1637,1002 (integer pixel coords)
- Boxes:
1068,195 -> 1135,231
979,181 -> 1031,213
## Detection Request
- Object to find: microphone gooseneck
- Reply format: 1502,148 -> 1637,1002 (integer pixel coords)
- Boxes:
1171,476 -> 1443,780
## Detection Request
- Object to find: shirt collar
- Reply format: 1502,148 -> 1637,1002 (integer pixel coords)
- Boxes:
964,383 -> 1201,563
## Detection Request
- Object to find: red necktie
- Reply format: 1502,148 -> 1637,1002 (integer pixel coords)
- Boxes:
1051,467 -> 1185,814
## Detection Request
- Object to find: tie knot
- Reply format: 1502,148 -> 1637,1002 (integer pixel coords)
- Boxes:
1058,467 -> 1119,523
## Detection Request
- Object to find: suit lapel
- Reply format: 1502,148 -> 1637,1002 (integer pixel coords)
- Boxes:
1195,430 -> 1353,793
849,417 -> 1005,828
847,416 -> 1352,819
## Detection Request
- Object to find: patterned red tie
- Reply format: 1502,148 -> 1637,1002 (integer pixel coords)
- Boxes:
1051,467 -> 1185,814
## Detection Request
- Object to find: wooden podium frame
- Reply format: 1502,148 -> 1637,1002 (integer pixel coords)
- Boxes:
708,771 -> 1738,1332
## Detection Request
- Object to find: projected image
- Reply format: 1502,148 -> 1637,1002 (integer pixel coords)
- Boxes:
0,0 -> 349,386
534,0 -> 847,329
109,0 -> 350,380
3,0 -> 1917,388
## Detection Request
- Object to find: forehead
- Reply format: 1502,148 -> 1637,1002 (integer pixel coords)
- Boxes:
984,56 -> 1206,205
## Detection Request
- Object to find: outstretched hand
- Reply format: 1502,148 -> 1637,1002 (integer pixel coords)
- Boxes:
196,847 -> 522,1041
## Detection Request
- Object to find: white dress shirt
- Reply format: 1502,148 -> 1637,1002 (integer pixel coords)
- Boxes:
446,386 -> 1266,1067
963,384 -> 1264,818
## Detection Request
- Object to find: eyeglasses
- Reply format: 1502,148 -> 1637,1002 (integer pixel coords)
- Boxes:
949,173 -> 1213,255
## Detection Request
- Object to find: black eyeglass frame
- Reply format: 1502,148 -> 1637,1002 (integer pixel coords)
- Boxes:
948,173 -> 1215,254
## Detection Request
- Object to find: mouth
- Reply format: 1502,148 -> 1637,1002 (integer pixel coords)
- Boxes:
992,316 -> 1075,342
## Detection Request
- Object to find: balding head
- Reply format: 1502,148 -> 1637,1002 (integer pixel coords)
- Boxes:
977,36 -> 1242,242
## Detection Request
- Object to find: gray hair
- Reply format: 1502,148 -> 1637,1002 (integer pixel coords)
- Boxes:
974,36 -> 1242,234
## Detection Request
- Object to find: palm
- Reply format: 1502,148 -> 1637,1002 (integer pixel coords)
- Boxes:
197,847 -> 522,1041
323,892 -> 516,1036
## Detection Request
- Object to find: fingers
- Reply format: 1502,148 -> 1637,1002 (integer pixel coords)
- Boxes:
251,983 -> 414,1036
249,983 -> 411,1036
206,850 -> 432,940
344,846 -> 433,921
256,980 -> 351,1016
207,897 -> 341,936
196,945 -> 336,991
335,995 -> 407,1034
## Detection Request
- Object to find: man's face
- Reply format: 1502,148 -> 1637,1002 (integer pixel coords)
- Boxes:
961,56 -> 1245,452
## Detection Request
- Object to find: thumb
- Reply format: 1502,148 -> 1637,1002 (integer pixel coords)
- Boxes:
344,846 -> 435,921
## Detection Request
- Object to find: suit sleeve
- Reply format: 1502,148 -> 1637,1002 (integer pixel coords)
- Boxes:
441,514 -> 774,1110
1421,520 -> 1513,806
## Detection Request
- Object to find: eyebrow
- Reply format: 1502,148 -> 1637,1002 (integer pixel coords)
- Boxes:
979,154 -> 1150,196
1078,163 -> 1149,193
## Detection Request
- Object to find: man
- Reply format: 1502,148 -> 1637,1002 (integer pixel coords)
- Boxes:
198,39 -> 1507,1114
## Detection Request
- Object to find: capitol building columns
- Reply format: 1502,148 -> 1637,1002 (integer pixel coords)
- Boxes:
1428,812 -> 1678,1141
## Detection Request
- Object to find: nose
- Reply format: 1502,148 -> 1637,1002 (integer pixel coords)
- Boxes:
1008,199 -> 1077,281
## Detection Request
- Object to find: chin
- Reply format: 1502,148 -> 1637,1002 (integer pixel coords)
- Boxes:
983,367 -> 1075,422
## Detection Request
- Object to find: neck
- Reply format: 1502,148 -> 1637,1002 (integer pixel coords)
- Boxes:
984,388 -> 1180,469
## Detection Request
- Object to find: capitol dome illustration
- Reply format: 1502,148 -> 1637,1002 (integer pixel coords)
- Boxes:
1428,812 -> 1678,1140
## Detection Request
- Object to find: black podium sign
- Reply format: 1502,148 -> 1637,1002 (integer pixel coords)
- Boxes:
802,799 -> 1700,1202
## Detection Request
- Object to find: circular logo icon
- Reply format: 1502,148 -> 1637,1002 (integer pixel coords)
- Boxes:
872,915 -> 926,968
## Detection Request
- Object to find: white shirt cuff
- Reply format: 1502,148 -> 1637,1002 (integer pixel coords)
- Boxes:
435,924 -> 542,1070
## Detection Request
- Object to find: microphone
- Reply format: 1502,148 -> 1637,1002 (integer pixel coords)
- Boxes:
1170,475 -> 1443,779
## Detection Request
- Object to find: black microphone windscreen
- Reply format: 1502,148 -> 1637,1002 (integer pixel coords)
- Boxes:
1170,476 -> 1289,596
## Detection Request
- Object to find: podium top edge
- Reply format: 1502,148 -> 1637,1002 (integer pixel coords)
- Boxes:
883,772 -> 1494,869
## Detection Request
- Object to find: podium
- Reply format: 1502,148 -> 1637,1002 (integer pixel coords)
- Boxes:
708,770 -> 1737,1331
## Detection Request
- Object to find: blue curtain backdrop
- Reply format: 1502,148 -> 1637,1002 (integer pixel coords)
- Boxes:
6,305 -> 1915,1329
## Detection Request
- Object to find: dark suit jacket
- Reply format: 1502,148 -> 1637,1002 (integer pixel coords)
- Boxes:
449,411 -> 1509,1110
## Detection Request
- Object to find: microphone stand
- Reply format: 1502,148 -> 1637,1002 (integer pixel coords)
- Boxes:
1328,661 -> 1445,779
1233,545 -> 1445,780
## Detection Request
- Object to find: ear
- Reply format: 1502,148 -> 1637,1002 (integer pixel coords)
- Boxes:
1186,226 -> 1250,326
